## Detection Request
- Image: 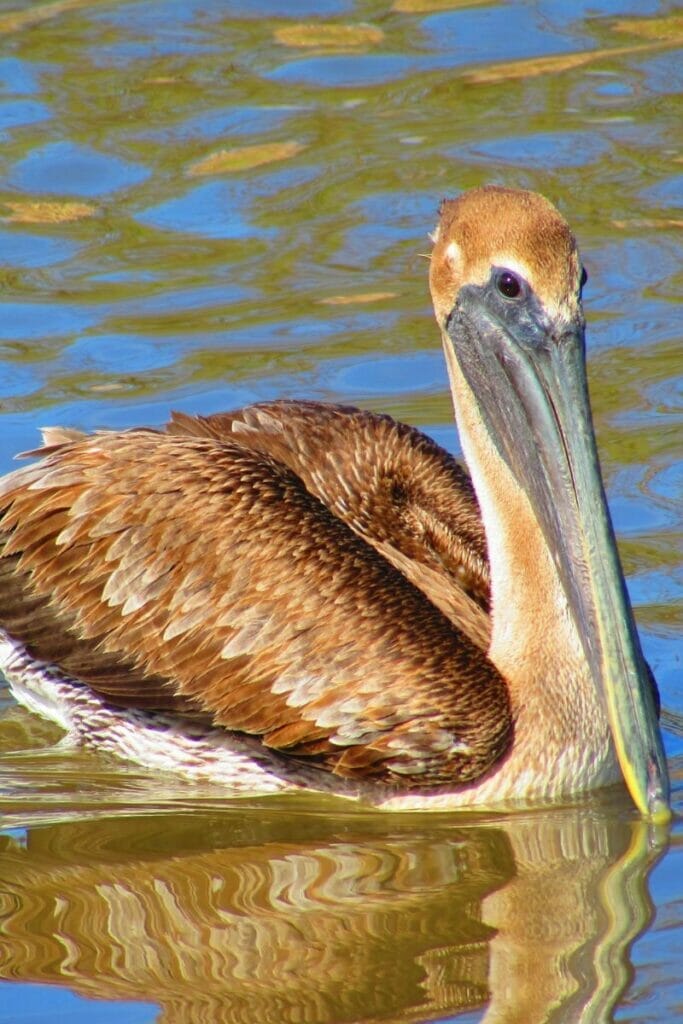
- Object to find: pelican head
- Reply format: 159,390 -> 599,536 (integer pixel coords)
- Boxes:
429,186 -> 669,822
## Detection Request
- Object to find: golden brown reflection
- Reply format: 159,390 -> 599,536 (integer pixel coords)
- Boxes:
0,802 -> 664,1024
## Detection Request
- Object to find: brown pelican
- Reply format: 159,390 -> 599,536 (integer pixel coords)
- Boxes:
0,186 -> 669,820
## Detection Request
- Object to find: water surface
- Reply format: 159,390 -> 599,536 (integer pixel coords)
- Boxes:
0,1 -> 681,1021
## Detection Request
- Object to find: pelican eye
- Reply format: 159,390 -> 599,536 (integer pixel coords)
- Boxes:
495,270 -> 522,299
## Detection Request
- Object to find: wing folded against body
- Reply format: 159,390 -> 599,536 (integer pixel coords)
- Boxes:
167,401 -> 491,647
0,423 -> 510,787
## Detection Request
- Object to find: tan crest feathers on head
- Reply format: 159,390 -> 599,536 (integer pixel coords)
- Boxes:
429,185 -> 581,326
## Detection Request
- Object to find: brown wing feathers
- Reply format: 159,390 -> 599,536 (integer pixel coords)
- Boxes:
167,401 -> 491,647
0,408 -> 510,787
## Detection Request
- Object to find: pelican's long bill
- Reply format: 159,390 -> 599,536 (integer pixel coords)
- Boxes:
442,268 -> 670,821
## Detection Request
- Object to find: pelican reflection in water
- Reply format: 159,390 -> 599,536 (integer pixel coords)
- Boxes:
0,806 -> 663,1023
0,186 -> 670,819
